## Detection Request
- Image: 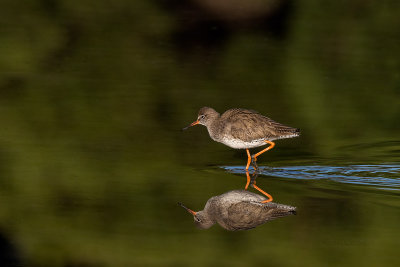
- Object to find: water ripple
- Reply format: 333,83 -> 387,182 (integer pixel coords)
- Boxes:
223,164 -> 400,190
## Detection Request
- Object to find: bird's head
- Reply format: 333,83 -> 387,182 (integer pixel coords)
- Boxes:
182,107 -> 219,130
178,202 -> 214,229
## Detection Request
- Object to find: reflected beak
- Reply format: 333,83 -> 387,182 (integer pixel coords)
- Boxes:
178,202 -> 196,215
182,120 -> 199,131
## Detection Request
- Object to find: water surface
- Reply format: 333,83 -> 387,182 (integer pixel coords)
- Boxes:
225,164 -> 400,190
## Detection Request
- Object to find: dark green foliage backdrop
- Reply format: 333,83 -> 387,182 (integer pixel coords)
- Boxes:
0,1 -> 399,266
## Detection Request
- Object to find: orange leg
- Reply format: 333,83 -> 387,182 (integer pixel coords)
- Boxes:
245,171 -> 251,190
252,182 -> 273,203
252,141 -> 275,164
245,148 -> 252,171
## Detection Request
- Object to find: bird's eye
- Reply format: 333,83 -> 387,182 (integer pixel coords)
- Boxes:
199,115 -> 205,120
195,217 -> 201,222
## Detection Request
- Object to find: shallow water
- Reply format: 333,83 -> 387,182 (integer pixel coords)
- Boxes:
0,1 -> 399,266
225,164 -> 400,189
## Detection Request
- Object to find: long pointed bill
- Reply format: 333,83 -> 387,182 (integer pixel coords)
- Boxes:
182,120 -> 199,131
178,202 -> 196,215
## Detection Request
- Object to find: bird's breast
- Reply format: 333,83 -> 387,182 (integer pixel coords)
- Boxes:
220,137 -> 266,149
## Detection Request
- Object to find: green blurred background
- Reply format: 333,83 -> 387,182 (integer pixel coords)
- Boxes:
0,0 -> 399,266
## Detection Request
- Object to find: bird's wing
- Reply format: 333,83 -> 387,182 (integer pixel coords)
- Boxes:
221,109 -> 293,142
225,201 -> 296,230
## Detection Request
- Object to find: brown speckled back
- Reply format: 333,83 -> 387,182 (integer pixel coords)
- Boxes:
217,108 -> 300,142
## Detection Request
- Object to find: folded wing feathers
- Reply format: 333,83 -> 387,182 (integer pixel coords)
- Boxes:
224,109 -> 299,142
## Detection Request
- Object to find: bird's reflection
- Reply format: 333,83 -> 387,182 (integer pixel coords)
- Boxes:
244,170 -> 273,203
179,189 -> 296,231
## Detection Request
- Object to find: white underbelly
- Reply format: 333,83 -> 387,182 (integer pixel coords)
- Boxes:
220,138 -> 266,149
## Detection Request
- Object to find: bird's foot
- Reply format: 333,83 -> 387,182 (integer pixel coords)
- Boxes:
249,172 -> 258,187
251,155 -> 258,170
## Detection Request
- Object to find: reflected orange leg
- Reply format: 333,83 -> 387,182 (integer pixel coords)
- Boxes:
252,182 -> 273,203
245,171 -> 251,190
252,141 -> 275,164
245,149 -> 252,171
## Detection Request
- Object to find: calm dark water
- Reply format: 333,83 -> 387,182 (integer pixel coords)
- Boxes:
0,1 -> 399,266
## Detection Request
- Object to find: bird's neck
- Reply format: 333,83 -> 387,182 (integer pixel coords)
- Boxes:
206,116 -> 221,140
203,199 -> 219,223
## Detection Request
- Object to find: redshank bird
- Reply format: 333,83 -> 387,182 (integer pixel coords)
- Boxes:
178,190 -> 296,231
183,107 -> 300,170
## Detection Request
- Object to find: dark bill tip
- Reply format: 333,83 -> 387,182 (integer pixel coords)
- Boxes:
178,202 -> 196,215
182,120 -> 199,131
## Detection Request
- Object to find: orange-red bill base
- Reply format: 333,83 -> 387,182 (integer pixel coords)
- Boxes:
178,202 -> 196,215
